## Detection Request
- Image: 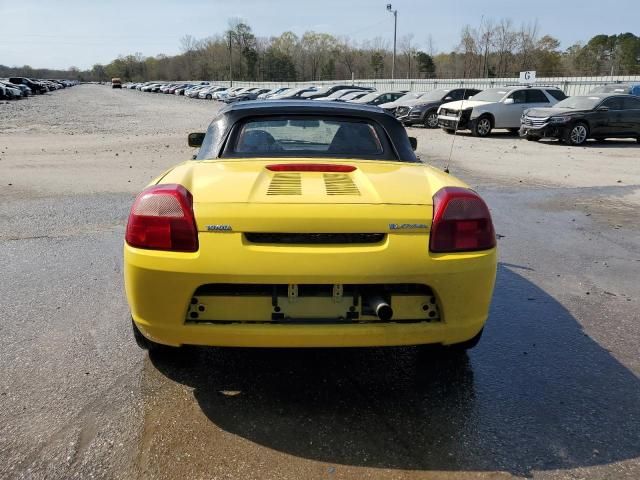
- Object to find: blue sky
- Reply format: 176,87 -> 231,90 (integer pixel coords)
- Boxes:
1,0 -> 638,70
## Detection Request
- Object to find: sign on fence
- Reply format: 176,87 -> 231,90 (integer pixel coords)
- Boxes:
519,71 -> 536,84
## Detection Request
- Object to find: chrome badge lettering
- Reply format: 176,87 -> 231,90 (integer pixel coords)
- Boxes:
389,223 -> 428,230
206,224 -> 233,232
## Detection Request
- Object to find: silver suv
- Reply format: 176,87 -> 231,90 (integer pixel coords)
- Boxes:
437,86 -> 567,137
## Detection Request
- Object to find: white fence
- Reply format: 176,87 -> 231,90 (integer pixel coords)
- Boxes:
229,75 -> 640,97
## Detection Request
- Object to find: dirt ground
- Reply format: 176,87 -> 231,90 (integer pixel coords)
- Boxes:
1,85 -> 639,480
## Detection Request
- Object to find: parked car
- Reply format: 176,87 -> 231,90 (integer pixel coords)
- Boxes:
378,92 -> 426,114
520,93 -> 640,145
160,84 -> 178,93
1,80 -> 31,97
141,83 -> 161,92
174,84 -> 195,95
258,87 -> 290,99
347,91 -> 406,107
269,87 -> 318,99
300,84 -> 373,100
0,81 -> 23,99
336,91 -> 370,102
185,86 -> 207,97
396,88 -> 481,128
213,86 -> 245,100
589,83 -> 640,96
9,77 -> 47,94
226,88 -> 271,103
112,77 -> 122,89
223,87 -> 260,102
314,89 -> 368,101
198,86 -> 227,99
438,86 -> 567,136
124,100 -> 496,353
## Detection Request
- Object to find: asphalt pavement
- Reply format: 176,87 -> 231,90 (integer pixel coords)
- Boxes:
0,86 -> 638,479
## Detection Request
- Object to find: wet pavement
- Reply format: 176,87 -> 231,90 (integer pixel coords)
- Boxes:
134,187 -> 640,479
1,87 -> 639,479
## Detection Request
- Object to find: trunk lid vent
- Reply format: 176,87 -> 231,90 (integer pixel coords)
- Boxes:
323,173 -> 360,196
267,173 -> 302,195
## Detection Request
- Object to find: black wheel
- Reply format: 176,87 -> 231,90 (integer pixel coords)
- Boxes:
525,135 -> 540,142
564,122 -> 589,146
472,116 -> 492,137
443,128 -> 455,134
131,318 -> 177,353
423,110 -> 439,129
206,94 -> 212,100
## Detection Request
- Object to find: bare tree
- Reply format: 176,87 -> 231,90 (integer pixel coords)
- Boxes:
399,34 -> 417,78
517,20 -> 540,70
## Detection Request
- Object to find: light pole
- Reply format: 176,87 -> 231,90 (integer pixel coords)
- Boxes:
386,3 -> 397,80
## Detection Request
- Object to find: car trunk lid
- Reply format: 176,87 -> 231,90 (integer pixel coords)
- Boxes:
159,159 -> 464,233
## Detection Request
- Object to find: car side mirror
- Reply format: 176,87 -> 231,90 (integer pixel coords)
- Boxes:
444,96 -> 453,101
188,132 -> 205,147
597,106 -> 609,112
409,137 -> 417,150
504,98 -> 515,105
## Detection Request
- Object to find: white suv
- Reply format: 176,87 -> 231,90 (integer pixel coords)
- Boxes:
437,86 -> 566,137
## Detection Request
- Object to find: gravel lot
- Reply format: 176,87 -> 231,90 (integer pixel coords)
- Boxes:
1,85 -> 639,480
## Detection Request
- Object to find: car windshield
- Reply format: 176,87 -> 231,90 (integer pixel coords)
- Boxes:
418,89 -> 451,101
471,88 -> 509,102
350,92 -> 380,103
394,92 -> 423,102
326,89 -> 356,99
228,117 -> 385,157
554,96 -> 603,109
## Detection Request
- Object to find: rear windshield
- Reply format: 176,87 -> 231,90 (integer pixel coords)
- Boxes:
223,117 -> 388,158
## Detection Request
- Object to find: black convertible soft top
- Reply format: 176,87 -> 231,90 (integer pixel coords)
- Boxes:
195,100 -> 418,162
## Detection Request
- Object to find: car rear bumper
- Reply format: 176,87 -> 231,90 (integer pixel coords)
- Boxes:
125,233 -> 497,347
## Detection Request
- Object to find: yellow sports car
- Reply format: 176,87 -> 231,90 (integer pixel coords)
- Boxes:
124,101 -> 497,352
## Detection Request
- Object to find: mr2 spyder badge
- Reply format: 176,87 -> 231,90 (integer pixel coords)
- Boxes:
206,224 -> 233,231
389,223 -> 429,231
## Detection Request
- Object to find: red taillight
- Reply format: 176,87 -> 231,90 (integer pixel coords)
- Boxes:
429,187 -> 496,253
125,184 -> 198,252
266,164 -> 356,172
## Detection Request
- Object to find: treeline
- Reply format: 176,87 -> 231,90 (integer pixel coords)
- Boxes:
4,19 -> 639,82
0,64 -> 83,80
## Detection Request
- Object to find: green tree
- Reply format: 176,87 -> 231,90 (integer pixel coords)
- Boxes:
415,51 -> 435,77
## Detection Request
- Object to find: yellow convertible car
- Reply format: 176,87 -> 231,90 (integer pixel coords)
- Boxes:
124,101 -> 497,351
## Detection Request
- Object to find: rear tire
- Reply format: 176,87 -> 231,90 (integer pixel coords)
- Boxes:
472,116 -> 492,137
206,94 -> 212,100
423,111 -> 439,129
564,122 -> 589,146
525,135 -> 540,142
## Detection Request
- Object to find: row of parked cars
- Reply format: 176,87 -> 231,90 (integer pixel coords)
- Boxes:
0,77 -> 77,100
121,80 -> 640,146
122,81 -> 407,106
